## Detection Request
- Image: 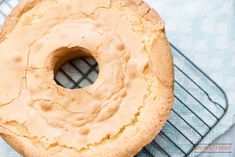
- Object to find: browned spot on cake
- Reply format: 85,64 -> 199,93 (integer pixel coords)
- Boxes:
40,103 -> 53,111
79,127 -> 90,135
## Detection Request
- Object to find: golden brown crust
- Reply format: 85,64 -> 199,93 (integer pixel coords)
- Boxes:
0,0 -> 41,42
0,0 -> 174,157
0,126 -> 46,157
151,31 -> 174,87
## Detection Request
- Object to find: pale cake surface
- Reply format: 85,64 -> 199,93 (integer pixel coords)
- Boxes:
0,0 -> 174,157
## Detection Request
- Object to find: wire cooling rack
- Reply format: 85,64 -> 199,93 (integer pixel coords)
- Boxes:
0,1 -> 228,157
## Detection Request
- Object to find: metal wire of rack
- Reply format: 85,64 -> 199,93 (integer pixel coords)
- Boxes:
135,44 -> 228,157
0,1 -> 228,157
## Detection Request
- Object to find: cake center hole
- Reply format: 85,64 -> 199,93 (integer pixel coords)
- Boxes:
55,56 -> 99,89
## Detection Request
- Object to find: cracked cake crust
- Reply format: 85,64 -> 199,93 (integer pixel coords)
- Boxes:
0,0 -> 174,157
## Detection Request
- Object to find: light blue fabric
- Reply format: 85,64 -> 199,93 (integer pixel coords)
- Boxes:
145,0 -> 235,156
0,0 -> 235,156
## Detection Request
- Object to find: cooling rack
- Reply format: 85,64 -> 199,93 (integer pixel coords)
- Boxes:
0,1 -> 228,157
